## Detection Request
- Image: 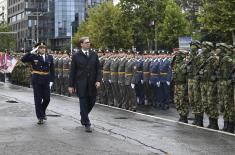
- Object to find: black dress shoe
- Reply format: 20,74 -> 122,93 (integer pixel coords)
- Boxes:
37,119 -> 44,125
85,126 -> 92,133
43,116 -> 47,120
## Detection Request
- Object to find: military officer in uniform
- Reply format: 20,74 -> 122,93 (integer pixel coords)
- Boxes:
21,42 -> 55,124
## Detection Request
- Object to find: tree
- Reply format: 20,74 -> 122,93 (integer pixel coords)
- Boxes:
176,0 -> 203,29
199,0 -> 235,44
0,24 -> 16,51
74,2 -> 133,49
119,0 -> 166,50
159,0 -> 191,50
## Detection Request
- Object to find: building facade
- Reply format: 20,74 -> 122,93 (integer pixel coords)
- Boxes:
0,0 -> 7,23
7,0 -> 110,51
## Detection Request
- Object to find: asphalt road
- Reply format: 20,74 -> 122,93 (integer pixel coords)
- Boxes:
0,83 -> 235,155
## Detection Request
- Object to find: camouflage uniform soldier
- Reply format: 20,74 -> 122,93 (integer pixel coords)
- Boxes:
199,41 -> 219,130
57,52 -> 64,94
53,52 -> 59,93
188,41 -> 204,126
62,53 -> 71,96
217,43 -> 234,133
172,51 -> 189,123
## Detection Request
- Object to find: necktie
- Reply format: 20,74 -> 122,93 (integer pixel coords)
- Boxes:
86,51 -> 89,57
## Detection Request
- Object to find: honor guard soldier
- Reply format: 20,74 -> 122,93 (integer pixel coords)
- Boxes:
110,50 -> 120,107
21,42 -> 55,124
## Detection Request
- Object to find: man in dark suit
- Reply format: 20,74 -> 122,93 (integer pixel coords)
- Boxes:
68,37 -> 101,132
21,42 -> 55,125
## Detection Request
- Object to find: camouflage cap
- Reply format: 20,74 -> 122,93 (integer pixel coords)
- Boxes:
202,41 -> 214,48
216,43 -> 230,49
190,40 -> 201,47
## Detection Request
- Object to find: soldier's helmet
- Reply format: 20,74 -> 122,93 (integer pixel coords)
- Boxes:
216,43 -> 230,49
190,40 -> 201,48
34,42 -> 46,48
202,41 -> 214,49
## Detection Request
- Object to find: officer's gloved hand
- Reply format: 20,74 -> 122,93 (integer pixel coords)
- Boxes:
149,81 -> 151,85
156,82 -> 160,87
109,80 -> 112,83
30,46 -> 38,54
49,82 -> 53,89
141,80 -> 144,84
166,81 -> 170,86
131,83 -> 135,89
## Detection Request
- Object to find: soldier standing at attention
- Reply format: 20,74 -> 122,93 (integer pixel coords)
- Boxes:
199,42 -> 219,130
21,42 -> 55,125
188,41 -> 203,126
124,50 -> 137,111
110,50 -> 120,107
172,51 -> 189,123
217,43 -> 234,133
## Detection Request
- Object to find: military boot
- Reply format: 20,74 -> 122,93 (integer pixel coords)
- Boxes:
196,115 -> 204,127
192,114 -> 198,125
179,115 -> 188,123
227,121 -> 234,133
208,118 -> 219,130
207,117 -> 212,128
222,121 -> 229,132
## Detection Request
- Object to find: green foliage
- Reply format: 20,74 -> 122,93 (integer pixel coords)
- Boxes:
0,24 -> 16,51
119,0 -> 166,50
199,0 -> 235,43
159,0 -> 191,50
74,2 -> 133,49
176,0 -> 203,29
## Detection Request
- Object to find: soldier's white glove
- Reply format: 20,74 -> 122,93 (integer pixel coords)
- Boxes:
156,82 -> 160,87
149,81 -> 151,85
109,80 -> 112,83
166,81 -> 170,86
131,83 -> 135,89
141,80 -> 144,84
49,82 -> 53,89
30,46 -> 38,54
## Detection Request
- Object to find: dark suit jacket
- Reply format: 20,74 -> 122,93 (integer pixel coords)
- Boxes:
69,49 -> 101,97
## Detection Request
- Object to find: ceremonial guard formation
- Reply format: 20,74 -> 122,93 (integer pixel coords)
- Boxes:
9,40 -> 235,133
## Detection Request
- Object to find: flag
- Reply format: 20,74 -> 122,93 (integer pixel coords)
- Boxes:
0,53 -> 18,73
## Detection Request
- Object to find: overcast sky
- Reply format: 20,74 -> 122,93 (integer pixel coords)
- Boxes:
113,0 -> 120,5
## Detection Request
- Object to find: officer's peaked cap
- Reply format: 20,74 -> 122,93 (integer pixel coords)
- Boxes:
35,42 -> 46,48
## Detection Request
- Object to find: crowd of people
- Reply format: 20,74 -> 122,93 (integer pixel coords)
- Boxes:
7,40 -> 235,133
